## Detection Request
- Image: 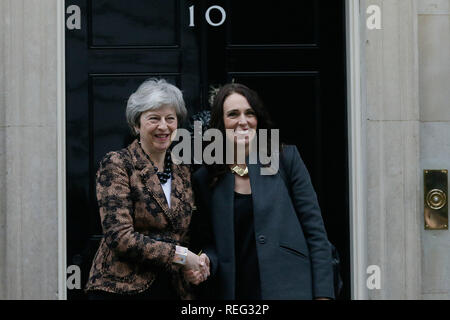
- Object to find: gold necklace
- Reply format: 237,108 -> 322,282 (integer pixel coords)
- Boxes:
230,165 -> 248,177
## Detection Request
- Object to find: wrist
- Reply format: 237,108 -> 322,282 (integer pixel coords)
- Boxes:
173,245 -> 188,265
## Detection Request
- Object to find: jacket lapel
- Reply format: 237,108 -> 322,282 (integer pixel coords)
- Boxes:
128,140 -> 174,223
169,163 -> 186,211
142,167 -> 170,212
211,171 -> 235,277
248,163 -> 265,224
248,161 -> 282,234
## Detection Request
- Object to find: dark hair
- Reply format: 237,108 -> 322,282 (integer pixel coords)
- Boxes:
207,83 -> 277,186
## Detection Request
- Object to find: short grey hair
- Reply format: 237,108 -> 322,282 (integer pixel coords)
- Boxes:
126,78 -> 187,136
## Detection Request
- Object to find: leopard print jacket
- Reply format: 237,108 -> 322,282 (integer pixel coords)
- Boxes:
84,140 -> 195,299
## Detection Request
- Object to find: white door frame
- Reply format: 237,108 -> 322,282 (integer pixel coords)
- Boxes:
346,0 -> 367,300
57,0 -> 67,300
56,0 -> 367,300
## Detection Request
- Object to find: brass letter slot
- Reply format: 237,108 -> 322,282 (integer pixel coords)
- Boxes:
424,170 -> 448,230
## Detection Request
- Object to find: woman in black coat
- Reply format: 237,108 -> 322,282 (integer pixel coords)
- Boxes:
187,83 -> 334,300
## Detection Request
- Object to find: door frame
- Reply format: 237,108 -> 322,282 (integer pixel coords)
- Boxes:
57,0 -> 366,300
57,0 -> 67,300
345,0 -> 367,300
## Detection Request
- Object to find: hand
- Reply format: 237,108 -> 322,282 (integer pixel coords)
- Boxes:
185,250 -> 203,271
183,252 -> 210,285
199,253 -> 210,278
183,268 -> 206,285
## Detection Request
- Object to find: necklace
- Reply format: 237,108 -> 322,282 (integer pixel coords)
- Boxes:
154,152 -> 172,184
139,141 -> 172,184
230,165 -> 248,177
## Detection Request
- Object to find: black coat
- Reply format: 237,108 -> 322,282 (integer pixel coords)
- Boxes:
191,145 -> 335,300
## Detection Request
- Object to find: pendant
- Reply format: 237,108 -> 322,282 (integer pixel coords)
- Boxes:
230,165 -> 248,177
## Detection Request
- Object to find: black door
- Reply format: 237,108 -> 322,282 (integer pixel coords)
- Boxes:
65,0 -> 349,299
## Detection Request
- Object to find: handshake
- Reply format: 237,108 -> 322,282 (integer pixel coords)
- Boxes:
175,246 -> 210,285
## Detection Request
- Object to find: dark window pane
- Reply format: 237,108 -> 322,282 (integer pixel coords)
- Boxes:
229,1 -> 317,45
91,0 -> 178,46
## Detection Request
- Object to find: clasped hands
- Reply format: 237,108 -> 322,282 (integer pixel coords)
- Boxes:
183,251 -> 210,285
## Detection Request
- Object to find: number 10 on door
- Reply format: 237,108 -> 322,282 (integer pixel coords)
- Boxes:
189,5 -> 227,27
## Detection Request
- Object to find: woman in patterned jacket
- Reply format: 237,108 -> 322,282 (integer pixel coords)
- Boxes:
85,78 -> 209,300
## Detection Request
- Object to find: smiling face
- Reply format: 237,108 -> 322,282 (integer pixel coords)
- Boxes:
136,105 -> 178,154
223,93 -> 258,147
